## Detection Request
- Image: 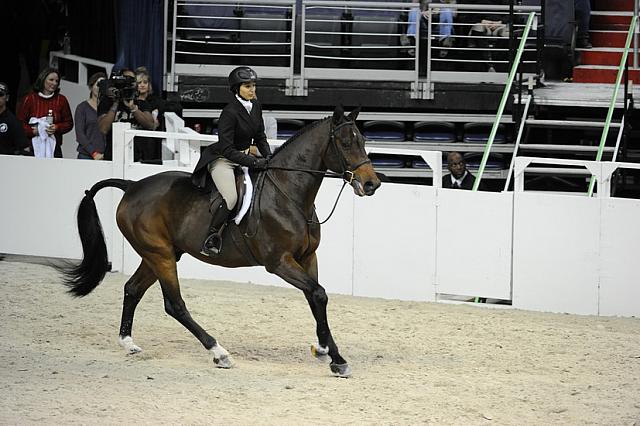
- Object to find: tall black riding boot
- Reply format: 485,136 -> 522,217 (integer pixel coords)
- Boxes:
200,201 -> 231,256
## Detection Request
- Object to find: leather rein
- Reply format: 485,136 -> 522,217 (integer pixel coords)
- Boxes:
254,120 -> 371,228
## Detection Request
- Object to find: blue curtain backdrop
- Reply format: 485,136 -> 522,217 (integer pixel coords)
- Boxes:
114,0 -> 164,94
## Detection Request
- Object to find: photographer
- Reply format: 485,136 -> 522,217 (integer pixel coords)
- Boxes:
97,68 -> 155,161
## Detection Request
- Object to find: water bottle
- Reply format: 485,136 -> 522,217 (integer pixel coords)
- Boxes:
63,32 -> 71,55
46,110 -> 54,126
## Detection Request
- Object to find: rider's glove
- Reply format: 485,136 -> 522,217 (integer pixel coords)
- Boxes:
252,158 -> 269,170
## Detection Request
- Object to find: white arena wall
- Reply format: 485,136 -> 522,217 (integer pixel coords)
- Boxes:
1,124 -> 639,318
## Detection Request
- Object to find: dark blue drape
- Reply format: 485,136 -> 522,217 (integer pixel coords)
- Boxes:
114,0 -> 163,94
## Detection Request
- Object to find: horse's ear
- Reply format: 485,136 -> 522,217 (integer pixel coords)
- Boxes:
332,105 -> 344,125
347,106 -> 361,122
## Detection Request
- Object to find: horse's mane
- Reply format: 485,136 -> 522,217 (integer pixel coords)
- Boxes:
271,116 -> 331,158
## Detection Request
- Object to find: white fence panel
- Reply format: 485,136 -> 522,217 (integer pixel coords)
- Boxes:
512,193 -> 600,315
352,183 -> 436,301
599,197 -> 640,317
436,190 -> 513,300
0,156 -> 116,260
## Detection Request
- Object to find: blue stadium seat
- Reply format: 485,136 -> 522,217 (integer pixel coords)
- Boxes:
413,121 -> 456,143
463,123 -> 506,144
363,120 -> 406,142
463,153 -> 507,170
276,119 -> 305,140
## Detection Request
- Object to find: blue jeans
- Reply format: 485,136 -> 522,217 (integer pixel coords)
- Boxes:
574,0 -> 591,39
407,7 -> 453,41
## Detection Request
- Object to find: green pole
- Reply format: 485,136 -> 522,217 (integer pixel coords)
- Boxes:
472,12 -> 535,191
587,16 -> 638,197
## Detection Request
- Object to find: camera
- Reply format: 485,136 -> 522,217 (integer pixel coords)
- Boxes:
99,74 -> 137,101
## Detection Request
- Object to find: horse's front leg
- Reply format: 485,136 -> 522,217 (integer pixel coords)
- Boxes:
270,253 -> 351,377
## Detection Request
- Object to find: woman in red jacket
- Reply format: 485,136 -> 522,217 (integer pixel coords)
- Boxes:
17,67 -> 73,158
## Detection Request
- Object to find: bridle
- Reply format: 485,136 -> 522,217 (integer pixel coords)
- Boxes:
267,119 -> 371,183
251,118 -> 371,229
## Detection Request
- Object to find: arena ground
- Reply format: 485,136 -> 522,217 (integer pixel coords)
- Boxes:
1,260 -> 639,425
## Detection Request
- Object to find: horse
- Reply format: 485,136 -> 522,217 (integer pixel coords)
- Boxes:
60,106 -> 381,377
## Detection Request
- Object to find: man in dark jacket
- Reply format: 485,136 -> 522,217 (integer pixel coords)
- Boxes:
442,151 -> 476,189
0,82 -> 30,155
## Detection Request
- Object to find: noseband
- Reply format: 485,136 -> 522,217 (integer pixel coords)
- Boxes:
328,120 -> 372,184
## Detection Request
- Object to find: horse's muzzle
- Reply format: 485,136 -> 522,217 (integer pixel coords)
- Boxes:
351,174 -> 381,196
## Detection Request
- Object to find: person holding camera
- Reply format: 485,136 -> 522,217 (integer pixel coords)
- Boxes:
97,68 -> 155,161
191,66 -> 272,256
17,67 -> 73,158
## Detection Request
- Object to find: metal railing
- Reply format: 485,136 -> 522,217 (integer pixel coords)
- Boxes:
587,14 -> 638,196
472,12 -> 536,191
425,3 -> 541,87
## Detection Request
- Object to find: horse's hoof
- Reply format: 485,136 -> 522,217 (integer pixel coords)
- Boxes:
310,344 -> 329,360
118,336 -> 142,354
330,362 -> 352,378
209,344 -> 232,369
213,354 -> 232,369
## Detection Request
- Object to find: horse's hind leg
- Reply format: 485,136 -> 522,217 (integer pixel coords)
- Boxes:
272,253 -> 350,377
118,261 -> 157,354
144,252 -> 232,368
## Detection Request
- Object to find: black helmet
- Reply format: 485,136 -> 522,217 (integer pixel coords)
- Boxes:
228,66 -> 258,92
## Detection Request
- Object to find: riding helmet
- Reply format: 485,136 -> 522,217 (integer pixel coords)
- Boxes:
228,66 -> 258,93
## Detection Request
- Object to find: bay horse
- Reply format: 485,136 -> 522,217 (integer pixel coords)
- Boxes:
61,106 -> 380,377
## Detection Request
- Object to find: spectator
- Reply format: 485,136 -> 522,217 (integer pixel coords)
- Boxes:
575,0 -> 592,49
133,66 -> 164,163
442,151 -> 476,189
0,82 -> 30,156
97,68 -> 155,161
459,0 -> 511,71
17,67 -> 74,158
406,1 -> 456,57
75,72 -> 107,160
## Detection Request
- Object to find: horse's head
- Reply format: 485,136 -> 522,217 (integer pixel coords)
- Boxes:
325,106 -> 381,196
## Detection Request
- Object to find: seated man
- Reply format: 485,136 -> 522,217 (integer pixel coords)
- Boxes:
459,0 -> 511,71
442,151 -> 476,189
406,0 -> 456,57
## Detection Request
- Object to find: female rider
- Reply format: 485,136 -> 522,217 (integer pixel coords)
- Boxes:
191,66 -> 271,256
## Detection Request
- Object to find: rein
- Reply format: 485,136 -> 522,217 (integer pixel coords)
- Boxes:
260,119 -> 371,225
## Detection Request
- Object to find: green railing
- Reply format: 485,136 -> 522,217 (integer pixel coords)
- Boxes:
587,15 -> 638,197
472,12 -> 536,191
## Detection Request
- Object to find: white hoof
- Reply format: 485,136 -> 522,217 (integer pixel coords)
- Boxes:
310,343 -> 329,359
209,344 -> 232,369
118,336 -> 142,354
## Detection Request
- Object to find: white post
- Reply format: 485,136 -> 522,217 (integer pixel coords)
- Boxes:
110,122 -> 130,272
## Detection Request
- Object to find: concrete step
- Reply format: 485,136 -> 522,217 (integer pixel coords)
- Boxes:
572,65 -> 640,84
592,0 -> 635,12
578,48 -> 632,67
590,30 -> 629,48
525,119 -> 621,129
590,11 -> 633,31
519,144 -> 616,153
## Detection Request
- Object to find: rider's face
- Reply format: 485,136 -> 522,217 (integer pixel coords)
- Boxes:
238,82 -> 256,100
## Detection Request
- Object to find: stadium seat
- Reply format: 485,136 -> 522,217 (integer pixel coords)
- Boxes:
276,119 -> 305,140
362,120 -> 406,142
240,9 -> 291,66
413,121 -> 456,143
304,11 -> 344,68
463,152 -> 507,170
371,157 -> 406,168
462,123 -> 506,144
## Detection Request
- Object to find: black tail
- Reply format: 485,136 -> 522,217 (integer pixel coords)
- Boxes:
60,178 -> 134,297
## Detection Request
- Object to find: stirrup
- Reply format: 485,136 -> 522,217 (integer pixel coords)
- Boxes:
200,233 -> 222,256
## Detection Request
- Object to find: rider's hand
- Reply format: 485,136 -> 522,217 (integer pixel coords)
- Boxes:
252,158 -> 269,170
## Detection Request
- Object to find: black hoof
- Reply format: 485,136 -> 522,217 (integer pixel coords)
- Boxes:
330,362 -> 352,378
